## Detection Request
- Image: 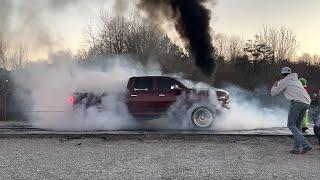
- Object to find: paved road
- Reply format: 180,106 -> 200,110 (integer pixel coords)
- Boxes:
0,135 -> 319,179
0,120 -> 316,137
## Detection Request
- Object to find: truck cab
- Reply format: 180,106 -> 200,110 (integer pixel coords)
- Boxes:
126,76 -> 230,119
127,76 -> 186,116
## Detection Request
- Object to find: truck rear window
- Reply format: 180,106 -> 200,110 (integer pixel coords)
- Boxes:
134,78 -> 153,91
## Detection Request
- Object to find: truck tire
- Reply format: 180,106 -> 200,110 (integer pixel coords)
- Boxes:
191,106 -> 214,128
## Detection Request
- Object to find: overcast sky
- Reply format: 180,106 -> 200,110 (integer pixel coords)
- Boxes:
214,0 -> 320,56
1,0 -> 319,60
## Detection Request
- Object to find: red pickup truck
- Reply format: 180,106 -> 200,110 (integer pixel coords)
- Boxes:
69,76 -> 230,128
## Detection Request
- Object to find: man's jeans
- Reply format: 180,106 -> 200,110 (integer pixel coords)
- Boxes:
287,101 -> 312,150
314,125 -> 320,145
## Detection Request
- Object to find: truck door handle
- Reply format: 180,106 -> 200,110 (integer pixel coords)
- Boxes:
158,94 -> 165,97
134,88 -> 148,91
131,94 -> 138,97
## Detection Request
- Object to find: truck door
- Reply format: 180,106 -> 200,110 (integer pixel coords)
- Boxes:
155,77 -> 183,112
127,77 -> 158,115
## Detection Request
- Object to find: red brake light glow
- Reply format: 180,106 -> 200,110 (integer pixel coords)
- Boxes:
67,96 -> 75,105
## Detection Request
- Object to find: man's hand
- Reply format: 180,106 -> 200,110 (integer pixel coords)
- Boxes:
273,81 -> 279,87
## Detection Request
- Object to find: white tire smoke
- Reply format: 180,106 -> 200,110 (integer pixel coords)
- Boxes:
11,56 -> 287,131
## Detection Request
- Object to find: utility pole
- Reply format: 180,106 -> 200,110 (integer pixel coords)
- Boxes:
4,91 -> 6,121
1,79 -> 9,121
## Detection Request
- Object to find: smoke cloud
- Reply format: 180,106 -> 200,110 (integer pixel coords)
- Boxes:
215,86 -> 287,130
114,0 -> 129,16
6,0 -> 288,132
0,0 -> 67,51
1,0 -> 217,74
11,56 -> 162,130
0,0 -> 109,59
10,55 -> 287,131
138,0 -> 217,76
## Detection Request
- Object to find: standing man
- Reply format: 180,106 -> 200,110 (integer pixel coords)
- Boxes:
271,67 -> 312,154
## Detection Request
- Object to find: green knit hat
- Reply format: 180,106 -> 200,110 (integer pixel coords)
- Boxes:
299,78 -> 307,86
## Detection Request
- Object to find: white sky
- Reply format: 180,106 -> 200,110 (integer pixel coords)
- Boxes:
214,0 -> 320,55
5,0 -> 319,60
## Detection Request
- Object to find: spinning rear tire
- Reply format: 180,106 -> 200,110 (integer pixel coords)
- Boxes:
191,106 -> 214,128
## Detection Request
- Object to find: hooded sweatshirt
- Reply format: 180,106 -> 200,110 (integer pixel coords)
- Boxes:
271,73 -> 311,105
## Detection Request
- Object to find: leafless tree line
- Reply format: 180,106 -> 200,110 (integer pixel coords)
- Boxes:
213,25 -> 300,62
297,53 -> 320,64
212,26 -> 319,91
79,13 -> 181,63
78,13 -> 215,82
213,33 -> 244,61
78,15 -> 319,88
0,39 -> 27,71
0,40 -> 6,70
258,26 -> 299,61
81,20 -> 303,65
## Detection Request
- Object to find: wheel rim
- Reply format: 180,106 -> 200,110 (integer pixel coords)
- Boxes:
192,107 -> 213,128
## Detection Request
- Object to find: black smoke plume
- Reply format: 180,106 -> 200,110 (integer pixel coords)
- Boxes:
138,0 -> 216,76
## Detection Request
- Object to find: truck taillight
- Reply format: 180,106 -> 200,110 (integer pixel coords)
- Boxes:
67,95 -> 75,105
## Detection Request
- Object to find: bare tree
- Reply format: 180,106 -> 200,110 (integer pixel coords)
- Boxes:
0,40 -> 7,70
81,13 -> 163,61
81,25 -> 102,60
228,36 -> 244,60
99,15 -> 130,54
313,54 -> 320,64
125,17 -> 162,56
7,43 -> 26,70
258,25 -> 299,61
159,34 -> 186,58
81,14 -> 128,59
297,53 -> 320,64
213,33 -> 227,57
213,33 -> 244,61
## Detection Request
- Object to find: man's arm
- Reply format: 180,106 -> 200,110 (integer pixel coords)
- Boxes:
271,80 -> 286,96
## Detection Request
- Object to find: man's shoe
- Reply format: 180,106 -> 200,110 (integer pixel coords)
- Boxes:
300,146 -> 312,154
302,127 -> 308,133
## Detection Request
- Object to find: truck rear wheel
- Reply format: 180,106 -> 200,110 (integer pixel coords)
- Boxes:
191,106 -> 214,128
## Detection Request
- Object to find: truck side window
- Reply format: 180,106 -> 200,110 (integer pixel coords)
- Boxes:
157,78 -> 178,91
134,78 -> 153,91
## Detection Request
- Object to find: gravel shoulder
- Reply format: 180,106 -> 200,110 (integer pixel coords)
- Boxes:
0,136 -> 319,180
